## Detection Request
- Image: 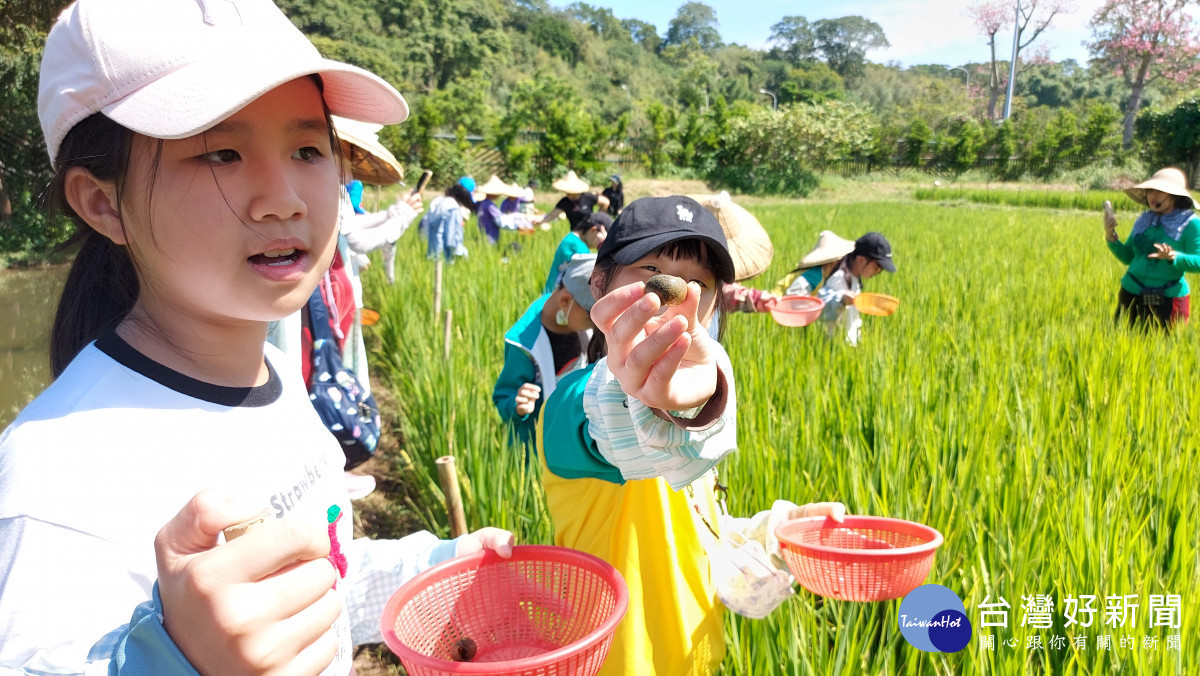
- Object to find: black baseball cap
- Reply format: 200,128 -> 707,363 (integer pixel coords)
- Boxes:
586,211 -> 613,229
854,232 -> 896,272
596,196 -> 735,283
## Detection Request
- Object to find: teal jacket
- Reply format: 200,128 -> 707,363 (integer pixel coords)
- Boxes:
540,364 -> 625,484
1108,215 -> 1200,297
494,294 -> 588,447
544,232 -> 590,295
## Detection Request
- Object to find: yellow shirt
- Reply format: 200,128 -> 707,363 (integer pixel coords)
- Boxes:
538,420 -> 725,676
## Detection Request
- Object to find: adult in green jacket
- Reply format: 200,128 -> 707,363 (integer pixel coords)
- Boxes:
495,254 -> 596,448
1105,168 -> 1200,331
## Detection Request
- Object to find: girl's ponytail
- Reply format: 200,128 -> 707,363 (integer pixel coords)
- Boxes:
43,113 -> 137,376
50,231 -> 138,376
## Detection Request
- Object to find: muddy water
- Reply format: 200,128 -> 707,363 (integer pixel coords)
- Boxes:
0,266 -> 67,429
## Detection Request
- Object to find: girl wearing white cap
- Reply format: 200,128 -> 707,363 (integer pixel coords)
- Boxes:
1104,167 -> 1200,331
0,1 -> 513,673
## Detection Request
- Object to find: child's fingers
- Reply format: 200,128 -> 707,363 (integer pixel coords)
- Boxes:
253,557 -> 340,618
156,489 -> 270,560
622,315 -> 689,387
589,281 -> 646,333
608,291 -> 663,347
211,519 -> 331,583
639,331 -> 692,396
264,593 -> 342,673
285,626 -> 340,676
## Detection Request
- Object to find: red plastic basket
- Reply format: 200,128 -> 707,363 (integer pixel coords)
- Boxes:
775,516 -> 943,602
770,295 -> 825,327
381,545 -> 628,676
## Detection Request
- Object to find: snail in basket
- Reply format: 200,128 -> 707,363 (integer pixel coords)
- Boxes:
451,637 -> 477,662
644,274 -> 687,307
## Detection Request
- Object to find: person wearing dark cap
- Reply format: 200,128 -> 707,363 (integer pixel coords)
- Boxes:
538,196 -> 844,676
816,231 -> 896,346
494,255 -> 597,450
601,174 -> 625,217
543,211 -> 611,294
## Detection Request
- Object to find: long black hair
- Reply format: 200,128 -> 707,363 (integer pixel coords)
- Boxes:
43,112 -> 138,377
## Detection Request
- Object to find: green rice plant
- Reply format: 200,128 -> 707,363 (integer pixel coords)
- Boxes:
913,187 -> 1143,213
361,199 -> 1200,674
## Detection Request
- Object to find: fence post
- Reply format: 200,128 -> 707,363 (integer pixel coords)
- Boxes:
435,455 -> 468,538
433,258 -> 443,317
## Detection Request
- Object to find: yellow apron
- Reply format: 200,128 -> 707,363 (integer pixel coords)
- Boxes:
538,422 -> 725,676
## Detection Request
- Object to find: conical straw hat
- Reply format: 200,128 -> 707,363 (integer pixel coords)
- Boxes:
332,116 -> 403,185
686,191 -> 773,281
477,174 -> 514,196
796,230 -> 856,268
552,170 -> 590,193
1124,167 -> 1199,209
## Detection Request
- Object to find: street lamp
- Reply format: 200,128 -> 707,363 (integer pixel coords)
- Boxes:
949,67 -> 970,97
758,88 -> 777,111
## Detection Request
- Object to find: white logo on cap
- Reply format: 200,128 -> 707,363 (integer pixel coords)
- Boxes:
677,205 -> 693,222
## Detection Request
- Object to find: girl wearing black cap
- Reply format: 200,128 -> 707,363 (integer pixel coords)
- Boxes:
538,196 -> 844,676
816,231 -> 896,346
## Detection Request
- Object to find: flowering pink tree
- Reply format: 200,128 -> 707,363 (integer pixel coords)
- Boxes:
968,0 -> 1073,120
1089,0 -> 1200,148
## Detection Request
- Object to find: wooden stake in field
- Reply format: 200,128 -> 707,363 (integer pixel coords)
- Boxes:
443,309 -> 453,360
433,258 -> 443,316
435,455 -> 468,538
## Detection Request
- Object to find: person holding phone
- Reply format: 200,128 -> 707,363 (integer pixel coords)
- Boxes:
1105,167 -> 1200,332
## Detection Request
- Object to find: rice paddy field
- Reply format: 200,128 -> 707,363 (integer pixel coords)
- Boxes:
357,194 -> 1198,675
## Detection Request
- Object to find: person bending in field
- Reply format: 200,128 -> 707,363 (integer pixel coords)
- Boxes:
816,232 -> 896,346
494,255 -> 596,451
1104,167 -> 1200,332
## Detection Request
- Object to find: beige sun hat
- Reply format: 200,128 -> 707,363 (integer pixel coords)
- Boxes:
332,116 -> 403,185
796,230 -> 856,268
686,191 -> 774,281
1125,168 -> 1199,209
552,170 -> 590,194
477,174 -> 514,196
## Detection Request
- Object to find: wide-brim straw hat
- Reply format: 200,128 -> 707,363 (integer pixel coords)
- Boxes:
1124,168 -> 1199,209
552,170 -> 590,194
333,116 -> 403,185
796,230 -> 856,268
477,174 -> 515,196
686,191 -> 773,281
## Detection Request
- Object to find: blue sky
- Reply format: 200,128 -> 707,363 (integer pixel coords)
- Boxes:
564,0 -> 1111,68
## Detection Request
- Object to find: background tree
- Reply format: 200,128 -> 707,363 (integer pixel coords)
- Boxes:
662,2 -> 722,52
768,16 -> 816,65
622,18 -> 662,52
1137,96 -> 1200,179
812,16 -> 889,82
1088,0 -> 1200,148
0,0 -> 69,256
968,0 -> 1071,120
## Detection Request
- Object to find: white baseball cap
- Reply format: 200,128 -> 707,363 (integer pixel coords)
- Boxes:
39,0 -> 409,165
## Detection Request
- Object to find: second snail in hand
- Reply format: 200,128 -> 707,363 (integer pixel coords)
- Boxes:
645,274 -> 687,307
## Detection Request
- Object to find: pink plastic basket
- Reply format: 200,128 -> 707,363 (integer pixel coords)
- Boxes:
775,516 -> 943,602
770,295 -> 825,327
381,545 -> 628,676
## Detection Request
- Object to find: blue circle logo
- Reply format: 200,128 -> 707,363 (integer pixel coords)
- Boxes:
898,584 -> 972,653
